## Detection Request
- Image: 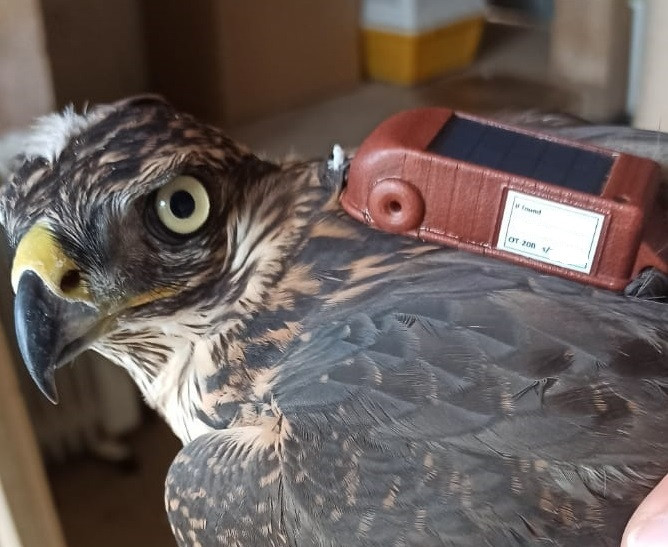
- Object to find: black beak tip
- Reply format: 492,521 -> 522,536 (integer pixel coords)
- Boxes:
21,344 -> 60,404
34,370 -> 59,404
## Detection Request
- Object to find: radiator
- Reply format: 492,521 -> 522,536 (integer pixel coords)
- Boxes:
16,353 -> 143,464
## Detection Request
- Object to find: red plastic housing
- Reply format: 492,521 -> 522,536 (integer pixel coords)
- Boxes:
341,108 -> 668,291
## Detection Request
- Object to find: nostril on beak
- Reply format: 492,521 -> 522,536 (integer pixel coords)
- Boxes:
59,269 -> 82,294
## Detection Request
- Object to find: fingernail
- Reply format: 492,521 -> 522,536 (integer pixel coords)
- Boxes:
628,515 -> 668,547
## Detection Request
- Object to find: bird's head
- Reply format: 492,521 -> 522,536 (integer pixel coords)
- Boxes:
0,96 -> 327,422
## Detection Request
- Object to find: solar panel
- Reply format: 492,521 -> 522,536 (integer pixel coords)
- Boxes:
427,116 -> 614,195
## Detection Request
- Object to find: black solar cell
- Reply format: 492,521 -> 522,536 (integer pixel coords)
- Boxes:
427,116 -> 614,195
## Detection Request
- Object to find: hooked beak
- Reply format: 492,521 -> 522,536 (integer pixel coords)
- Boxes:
11,224 -> 100,403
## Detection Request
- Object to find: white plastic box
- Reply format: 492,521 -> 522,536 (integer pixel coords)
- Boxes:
363,0 -> 486,32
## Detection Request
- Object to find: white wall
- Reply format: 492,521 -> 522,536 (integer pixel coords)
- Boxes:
0,0 -> 54,132
633,0 -> 668,130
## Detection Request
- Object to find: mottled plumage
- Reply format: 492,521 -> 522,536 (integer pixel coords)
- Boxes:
1,97 -> 668,546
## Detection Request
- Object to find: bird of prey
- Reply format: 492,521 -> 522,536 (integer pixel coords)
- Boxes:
1,96 -> 668,546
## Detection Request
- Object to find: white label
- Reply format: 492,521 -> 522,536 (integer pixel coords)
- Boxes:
496,191 -> 605,274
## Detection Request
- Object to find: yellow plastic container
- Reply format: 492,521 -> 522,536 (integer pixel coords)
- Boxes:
363,16 -> 485,85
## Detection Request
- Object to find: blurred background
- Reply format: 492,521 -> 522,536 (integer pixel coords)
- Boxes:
0,1 -> 666,546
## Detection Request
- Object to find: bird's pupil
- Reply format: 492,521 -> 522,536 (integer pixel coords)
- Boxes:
170,190 -> 196,219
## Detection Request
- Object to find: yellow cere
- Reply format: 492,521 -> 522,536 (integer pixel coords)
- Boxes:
11,223 -> 91,302
11,224 -> 179,309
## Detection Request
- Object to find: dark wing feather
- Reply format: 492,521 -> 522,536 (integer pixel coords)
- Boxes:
167,226 -> 668,546
166,430 -> 334,547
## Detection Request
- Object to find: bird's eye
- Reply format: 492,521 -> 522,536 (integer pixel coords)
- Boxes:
155,176 -> 210,235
